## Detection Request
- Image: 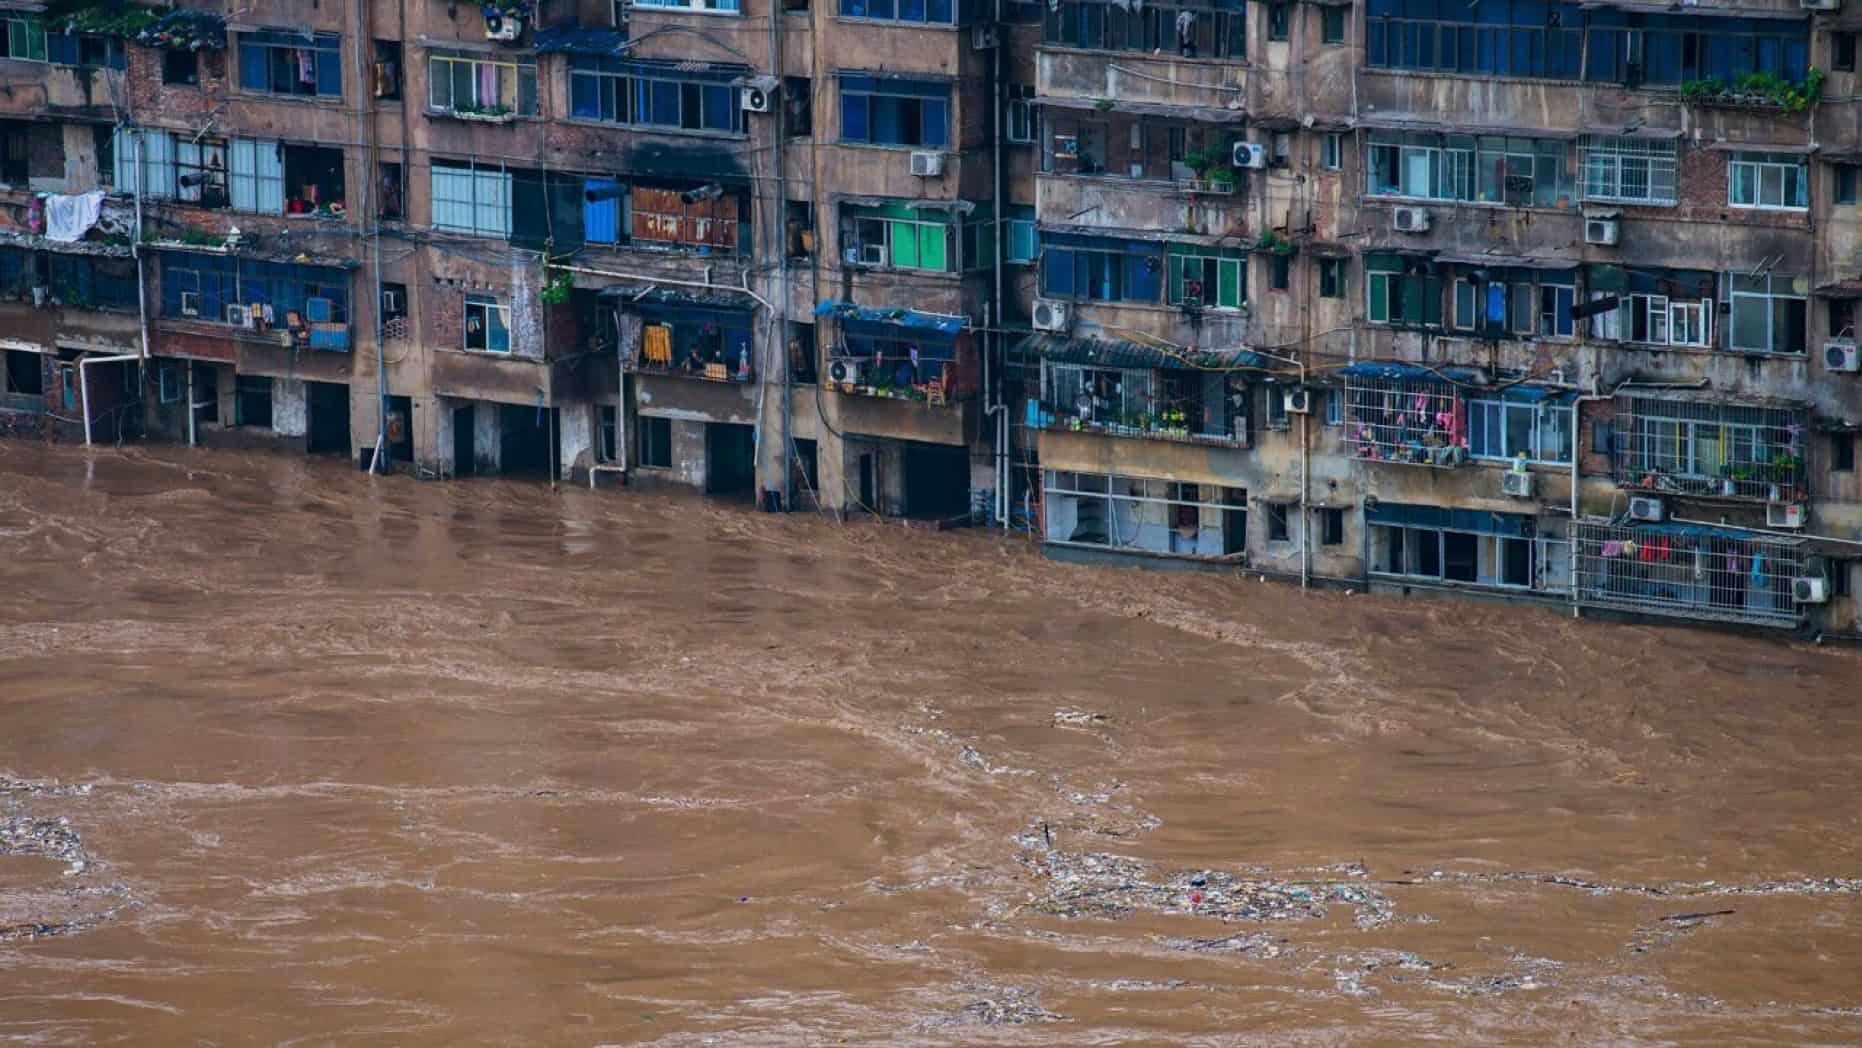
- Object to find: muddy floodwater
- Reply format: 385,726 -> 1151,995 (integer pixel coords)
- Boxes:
3,442 -> 1861,1045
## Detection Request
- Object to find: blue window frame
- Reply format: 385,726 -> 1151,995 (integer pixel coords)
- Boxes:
583,179 -> 623,244
237,30 -> 342,97
46,32 -> 124,69
1040,233 -> 1163,303
838,75 -> 949,147
839,0 -> 964,26
567,56 -> 746,134
159,252 -> 349,330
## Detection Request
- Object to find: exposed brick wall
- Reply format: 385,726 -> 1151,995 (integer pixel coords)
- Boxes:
154,327 -> 240,363
429,281 -> 466,351
124,45 -> 225,125
1577,397 -> 1617,479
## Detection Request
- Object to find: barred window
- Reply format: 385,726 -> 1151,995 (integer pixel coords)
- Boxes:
1579,136 -> 1677,205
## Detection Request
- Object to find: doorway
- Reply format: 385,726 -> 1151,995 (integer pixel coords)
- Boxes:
306,381 -> 350,456
498,402 -> 555,477
902,442 -> 969,520
386,394 -> 413,467
452,403 -> 475,476
705,422 -> 756,496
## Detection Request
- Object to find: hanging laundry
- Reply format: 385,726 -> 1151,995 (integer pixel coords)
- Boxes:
1601,540 -> 1625,558
478,64 -> 498,107
297,49 -> 315,84
41,191 -> 104,243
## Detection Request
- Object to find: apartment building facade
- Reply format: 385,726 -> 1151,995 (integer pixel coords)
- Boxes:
0,0 -> 1857,636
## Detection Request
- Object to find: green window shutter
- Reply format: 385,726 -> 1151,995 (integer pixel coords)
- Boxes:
920,223 -> 948,271
1369,274 -> 1387,321
27,21 -> 44,62
1168,255 -> 1185,302
1217,258 -> 1240,308
890,220 -> 919,268
1423,277 -> 1443,326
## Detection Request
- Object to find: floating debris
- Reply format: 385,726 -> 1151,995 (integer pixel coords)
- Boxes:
1052,708 -> 1111,729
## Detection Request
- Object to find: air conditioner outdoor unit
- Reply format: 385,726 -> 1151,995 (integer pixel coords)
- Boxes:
1825,338 -> 1860,373
1233,142 -> 1268,169
1767,502 -> 1806,529
484,14 -> 522,41
970,23 -> 999,48
1794,576 -> 1830,603
1032,299 -> 1069,333
858,243 -> 886,266
1283,388 -> 1310,414
1628,495 -> 1665,522
826,357 -> 859,388
909,151 -> 945,177
1502,470 -> 1535,498
180,291 -> 200,317
1392,206 -> 1431,233
225,304 -> 252,328
381,289 -> 404,315
1585,218 -> 1619,246
740,75 -> 778,113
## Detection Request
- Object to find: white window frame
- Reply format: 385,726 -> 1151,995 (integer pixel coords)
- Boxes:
1728,273 -> 1808,354
463,293 -> 511,353
1728,152 -> 1808,211
428,53 -> 538,117
1579,135 -> 1677,205
1005,85 -> 1034,144
1321,133 -> 1342,171
1005,217 -> 1037,263
1466,397 -> 1573,464
631,0 -> 741,11
1168,253 -> 1246,310
227,138 -> 285,215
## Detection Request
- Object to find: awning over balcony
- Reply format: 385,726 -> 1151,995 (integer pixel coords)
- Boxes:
1017,333 -> 1264,371
1366,501 -> 1537,537
1436,252 -> 1582,271
1357,114 -> 1580,140
534,23 -> 630,56
1036,96 -> 1248,125
1337,361 -> 1574,403
814,300 -> 967,335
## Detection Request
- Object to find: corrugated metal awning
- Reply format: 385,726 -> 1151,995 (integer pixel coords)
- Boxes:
816,300 -> 967,334
1037,95 -> 1247,125
1357,114 -> 1579,140
1707,140 -> 1818,154
1016,333 -> 1264,371
1437,252 -> 1582,270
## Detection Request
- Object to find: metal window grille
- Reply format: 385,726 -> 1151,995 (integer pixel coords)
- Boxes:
1579,136 -> 1678,205
1612,396 -> 1808,501
1342,374 -> 1469,466
1572,523 -> 1804,626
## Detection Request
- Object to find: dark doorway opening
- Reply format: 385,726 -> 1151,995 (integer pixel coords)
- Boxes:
1443,531 -> 1478,583
498,402 -> 554,477
306,381 -> 350,456
791,437 -> 818,502
706,422 -> 756,496
858,452 -> 875,510
452,403 -> 475,475
385,394 -> 413,466
902,442 -> 969,520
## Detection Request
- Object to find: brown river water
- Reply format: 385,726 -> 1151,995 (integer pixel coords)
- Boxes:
2,441 -> 1861,1046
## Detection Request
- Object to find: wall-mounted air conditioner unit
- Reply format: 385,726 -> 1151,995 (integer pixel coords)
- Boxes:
826,357 -> 858,387
1794,576 -> 1830,603
1502,470 -> 1534,498
1032,299 -> 1069,333
1825,338 -> 1860,373
740,75 -> 778,113
1233,142 -> 1268,169
225,304 -> 252,328
1283,388 -> 1310,414
1767,502 -> 1805,529
1628,495 -> 1664,521
909,151 -> 945,177
970,23 -> 999,48
1585,217 -> 1619,246
1392,206 -> 1431,233
485,14 -> 522,41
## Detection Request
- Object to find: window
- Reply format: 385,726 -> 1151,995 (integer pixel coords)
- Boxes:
1044,235 -> 1164,303
1839,166 -> 1859,207
1616,397 -> 1807,499
1269,3 -> 1289,40
463,294 -> 511,352
1467,398 -> 1573,463
1044,0 -> 1247,59
1270,254 -> 1291,292
48,255 -> 137,310
372,40 -> 401,100
1006,218 -> 1038,263
1167,249 -> 1245,309
1451,270 -> 1574,337
1729,272 -> 1808,354
1321,133 -> 1342,170
637,0 -> 741,10
1267,503 -> 1290,542
639,415 -> 673,468
380,162 -> 404,220
1605,293 -> 1714,348
159,253 -> 350,331
569,56 -> 747,134
1006,85 -> 1035,144
44,31 -> 123,69
1839,31 -> 1858,73
1324,388 -> 1343,425
1319,507 -> 1344,546
428,53 -> 537,117
840,75 -> 948,148
1833,432 -> 1856,473
1265,387 -> 1288,429
4,349 -> 40,395
164,49 -> 199,85
1834,561 -> 1853,599
157,361 -> 179,403
1578,136 -> 1678,205
839,0 -> 954,23
3,17 -> 45,62
237,30 -> 342,97
1368,133 -> 1572,206
785,76 -> 813,136
431,160 -> 513,238
1321,5 -> 1346,43
1318,257 -> 1344,298
1365,255 -> 1443,327
1729,152 -> 1808,211
236,375 -> 273,429
1373,523 -> 1535,588
380,282 -> 409,325
841,205 -> 955,272
225,139 -> 284,214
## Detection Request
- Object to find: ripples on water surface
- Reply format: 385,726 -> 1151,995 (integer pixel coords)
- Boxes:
1,442 -> 1859,1045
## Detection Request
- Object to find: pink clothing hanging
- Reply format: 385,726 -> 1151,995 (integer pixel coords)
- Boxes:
478,64 -> 498,107
296,49 -> 315,84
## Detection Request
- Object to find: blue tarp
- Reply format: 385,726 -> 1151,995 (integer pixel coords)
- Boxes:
1338,361 -> 1479,382
814,300 -> 966,335
1632,523 -> 1802,544
1015,333 -> 1264,372
534,23 -> 629,56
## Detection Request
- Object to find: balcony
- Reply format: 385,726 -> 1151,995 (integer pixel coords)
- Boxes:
1023,335 -> 1257,450
1608,395 -> 1808,504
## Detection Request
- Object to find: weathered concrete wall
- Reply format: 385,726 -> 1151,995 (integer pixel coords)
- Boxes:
273,378 -> 308,438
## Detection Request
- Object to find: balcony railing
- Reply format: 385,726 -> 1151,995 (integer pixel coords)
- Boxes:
1610,396 -> 1807,503
631,355 -> 753,383
1027,400 -> 1247,448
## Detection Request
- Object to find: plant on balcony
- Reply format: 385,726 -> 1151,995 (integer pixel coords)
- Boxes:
1254,229 -> 1296,255
59,4 -> 168,39
1680,69 -> 1824,113
539,267 -> 573,305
